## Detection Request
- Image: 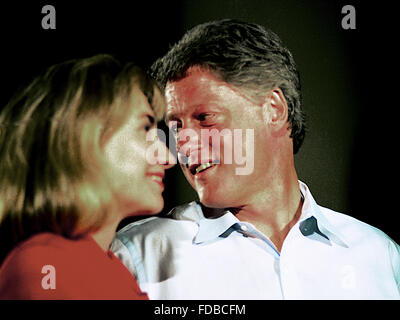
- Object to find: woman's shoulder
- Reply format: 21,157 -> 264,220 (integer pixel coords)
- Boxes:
0,232 -> 104,299
0,233 -> 66,299
2,233 -> 65,265
0,232 -> 146,299
1,232 -> 99,272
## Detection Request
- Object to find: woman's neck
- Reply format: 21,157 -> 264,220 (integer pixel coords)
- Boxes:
91,219 -> 120,251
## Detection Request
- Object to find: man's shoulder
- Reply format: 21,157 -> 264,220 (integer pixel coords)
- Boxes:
116,202 -> 201,241
319,206 -> 398,248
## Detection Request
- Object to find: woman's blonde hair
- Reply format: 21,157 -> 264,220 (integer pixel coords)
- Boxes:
0,54 -> 165,263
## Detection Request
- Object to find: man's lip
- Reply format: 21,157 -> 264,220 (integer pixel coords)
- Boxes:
193,163 -> 217,177
188,162 -> 218,176
185,158 -> 220,175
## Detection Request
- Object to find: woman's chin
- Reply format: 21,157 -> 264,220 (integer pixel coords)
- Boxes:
120,192 -> 165,217
134,198 -> 164,216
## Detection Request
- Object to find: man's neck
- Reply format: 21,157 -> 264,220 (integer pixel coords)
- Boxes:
233,178 -> 303,252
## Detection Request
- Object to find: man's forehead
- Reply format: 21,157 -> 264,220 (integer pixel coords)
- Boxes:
165,70 -> 220,99
165,68 -> 261,116
165,70 -> 223,115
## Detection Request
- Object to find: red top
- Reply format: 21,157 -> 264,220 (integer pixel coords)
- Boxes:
0,232 -> 148,300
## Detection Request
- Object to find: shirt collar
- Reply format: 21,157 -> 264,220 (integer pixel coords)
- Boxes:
191,181 -> 349,247
193,205 -> 239,244
298,181 -> 349,247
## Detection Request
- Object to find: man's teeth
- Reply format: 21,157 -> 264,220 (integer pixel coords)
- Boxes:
195,162 -> 216,174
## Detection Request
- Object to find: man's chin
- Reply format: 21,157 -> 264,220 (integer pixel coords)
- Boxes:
197,193 -> 227,209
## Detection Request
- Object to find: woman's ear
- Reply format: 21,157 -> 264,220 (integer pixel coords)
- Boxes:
262,88 -> 289,133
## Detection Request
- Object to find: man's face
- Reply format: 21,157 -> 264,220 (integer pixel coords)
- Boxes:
165,69 -> 275,208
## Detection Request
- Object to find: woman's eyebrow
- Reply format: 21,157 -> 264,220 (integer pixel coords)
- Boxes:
140,113 -> 155,125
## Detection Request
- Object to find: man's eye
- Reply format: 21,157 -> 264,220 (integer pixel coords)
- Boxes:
197,113 -> 216,125
198,113 -> 212,121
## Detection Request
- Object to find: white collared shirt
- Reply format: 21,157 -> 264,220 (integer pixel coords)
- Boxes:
111,181 -> 400,299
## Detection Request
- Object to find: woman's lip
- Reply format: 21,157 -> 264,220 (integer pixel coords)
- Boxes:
147,172 -> 165,179
148,172 -> 165,189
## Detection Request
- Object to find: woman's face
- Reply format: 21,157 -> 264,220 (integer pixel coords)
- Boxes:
103,88 -> 174,217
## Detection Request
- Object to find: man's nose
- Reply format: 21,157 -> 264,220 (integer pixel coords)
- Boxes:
176,127 -> 202,158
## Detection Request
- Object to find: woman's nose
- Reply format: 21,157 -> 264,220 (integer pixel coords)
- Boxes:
154,137 -> 176,169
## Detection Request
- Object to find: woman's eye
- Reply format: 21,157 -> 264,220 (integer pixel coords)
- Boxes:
143,115 -> 156,132
169,121 -> 182,134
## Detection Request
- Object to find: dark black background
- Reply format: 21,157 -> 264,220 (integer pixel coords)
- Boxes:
1,1 -> 398,244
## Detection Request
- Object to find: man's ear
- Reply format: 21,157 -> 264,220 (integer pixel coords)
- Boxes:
262,88 -> 289,133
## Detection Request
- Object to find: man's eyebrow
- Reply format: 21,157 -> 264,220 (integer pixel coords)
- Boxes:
165,112 -> 180,123
165,104 -> 209,123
